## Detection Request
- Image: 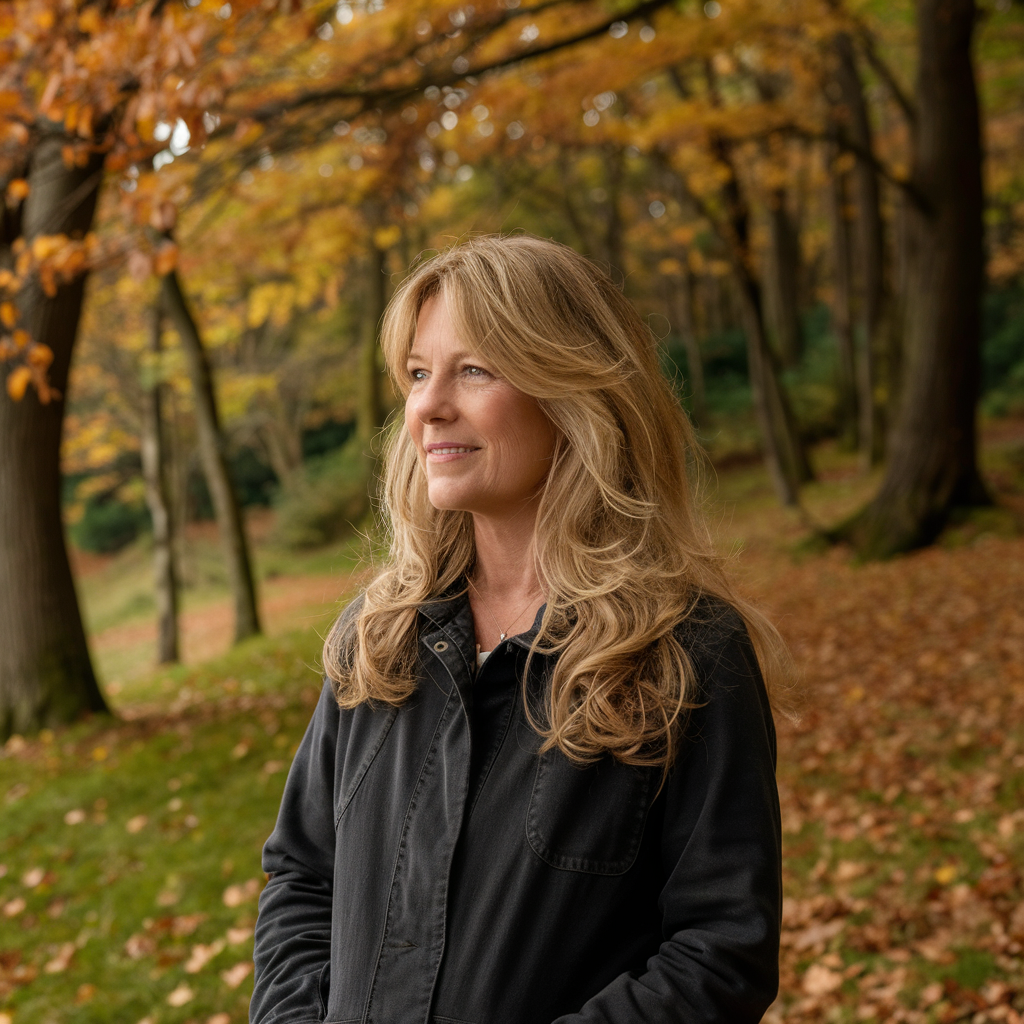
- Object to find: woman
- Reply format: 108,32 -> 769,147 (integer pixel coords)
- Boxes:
251,234 -> 783,1024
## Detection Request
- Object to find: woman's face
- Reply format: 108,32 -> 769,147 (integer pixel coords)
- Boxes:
405,295 -> 556,519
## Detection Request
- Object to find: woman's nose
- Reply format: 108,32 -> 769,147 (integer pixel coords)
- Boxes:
412,375 -> 455,423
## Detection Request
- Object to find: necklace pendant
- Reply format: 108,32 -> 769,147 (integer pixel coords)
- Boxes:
499,632 -> 507,642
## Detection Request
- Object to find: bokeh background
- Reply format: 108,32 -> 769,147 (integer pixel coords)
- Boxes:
1,0 -> 1023,1021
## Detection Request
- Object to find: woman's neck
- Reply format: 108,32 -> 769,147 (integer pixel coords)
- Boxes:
469,508 -> 545,649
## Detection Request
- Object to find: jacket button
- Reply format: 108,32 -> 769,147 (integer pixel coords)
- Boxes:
433,641 -> 448,652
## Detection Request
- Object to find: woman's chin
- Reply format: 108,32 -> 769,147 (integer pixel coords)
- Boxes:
426,485 -> 475,514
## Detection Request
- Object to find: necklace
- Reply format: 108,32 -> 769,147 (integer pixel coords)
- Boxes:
467,577 -> 539,643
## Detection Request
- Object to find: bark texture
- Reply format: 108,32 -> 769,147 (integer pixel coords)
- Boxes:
161,267 -> 261,642
140,304 -> 179,664
0,131 -> 108,738
838,0 -> 989,557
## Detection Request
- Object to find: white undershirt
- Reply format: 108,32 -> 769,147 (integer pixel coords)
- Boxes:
476,649 -> 492,668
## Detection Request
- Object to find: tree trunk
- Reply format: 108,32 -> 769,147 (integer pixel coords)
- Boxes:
140,304 -> 179,664
824,141 -> 860,449
837,0 -> 989,557
0,130 -> 108,738
161,267 -> 261,642
735,269 -> 814,505
667,260 -> 708,425
603,146 -> 626,281
763,188 -> 804,368
356,245 -> 387,447
259,413 -> 303,486
833,29 -> 888,465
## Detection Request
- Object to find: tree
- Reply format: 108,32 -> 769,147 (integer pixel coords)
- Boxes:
140,303 -> 180,664
0,0 -> 679,737
832,0 -> 990,557
0,132 -> 109,735
160,256 -> 262,642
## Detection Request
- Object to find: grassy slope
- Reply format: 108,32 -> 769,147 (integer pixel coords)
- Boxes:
2,427 -> 1024,1024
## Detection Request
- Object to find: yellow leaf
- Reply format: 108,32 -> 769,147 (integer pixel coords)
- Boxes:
934,864 -> 957,885
0,302 -> 16,328
32,234 -> 65,261
77,7 -> 101,33
6,365 -> 31,401
34,8 -> 55,30
373,224 -> 401,250
12,329 -> 29,349
26,344 -> 52,369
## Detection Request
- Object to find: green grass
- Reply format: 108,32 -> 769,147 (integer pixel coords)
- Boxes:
0,631 -> 325,1024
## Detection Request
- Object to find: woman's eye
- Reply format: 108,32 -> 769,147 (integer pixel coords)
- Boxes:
465,365 -> 487,376
409,368 -> 427,381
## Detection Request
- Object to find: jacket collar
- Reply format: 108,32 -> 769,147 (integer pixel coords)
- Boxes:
419,582 -> 549,651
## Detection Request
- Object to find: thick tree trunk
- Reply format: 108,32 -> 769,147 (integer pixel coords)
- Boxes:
0,131 -> 108,738
825,142 -> 860,449
833,30 -> 888,465
161,268 -> 261,642
140,304 -> 179,664
838,0 -> 989,557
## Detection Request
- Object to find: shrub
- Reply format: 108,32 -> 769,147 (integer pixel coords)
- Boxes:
273,439 -> 373,549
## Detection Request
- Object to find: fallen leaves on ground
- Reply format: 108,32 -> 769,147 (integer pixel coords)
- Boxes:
222,878 -> 261,908
748,534 -> 1024,1022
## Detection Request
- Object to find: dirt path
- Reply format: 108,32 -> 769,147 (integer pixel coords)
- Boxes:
90,572 -> 352,683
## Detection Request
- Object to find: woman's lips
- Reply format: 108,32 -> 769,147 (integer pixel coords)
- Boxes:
424,443 -> 480,461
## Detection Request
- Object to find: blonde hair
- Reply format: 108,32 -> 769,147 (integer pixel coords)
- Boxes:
323,234 -> 785,770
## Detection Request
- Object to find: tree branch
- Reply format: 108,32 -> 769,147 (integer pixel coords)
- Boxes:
234,0 -> 674,125
853,24 -> 916,126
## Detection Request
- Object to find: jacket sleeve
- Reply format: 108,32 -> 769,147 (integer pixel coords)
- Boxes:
553,611 -> 783,1024
251,681 -> 340,1024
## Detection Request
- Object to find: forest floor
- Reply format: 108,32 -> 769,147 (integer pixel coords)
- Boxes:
2,421 -> 1024,1024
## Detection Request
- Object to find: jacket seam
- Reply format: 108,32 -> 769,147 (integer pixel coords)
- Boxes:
525,756 -> 656,875
361,686 -> 458,1024
334,707 -> 398,829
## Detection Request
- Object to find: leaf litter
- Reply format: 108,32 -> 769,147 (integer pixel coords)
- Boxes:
1,519 -> 1022,1020
747,533 -> 1024,1022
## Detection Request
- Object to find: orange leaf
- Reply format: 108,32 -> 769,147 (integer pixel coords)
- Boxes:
26,344 -> 53,369
6,365 -> 31,401
0,302 -> 16,328
77,105 -> 94,139
154,242 -> 178,277
12,329 -> 29,349
5,179 -> 29,203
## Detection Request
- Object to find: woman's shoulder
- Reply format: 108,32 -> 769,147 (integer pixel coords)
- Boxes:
672,593 -> 766,704
674,593 -> 750,654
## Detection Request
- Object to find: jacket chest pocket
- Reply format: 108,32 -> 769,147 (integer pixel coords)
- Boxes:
526,751 -> 656,875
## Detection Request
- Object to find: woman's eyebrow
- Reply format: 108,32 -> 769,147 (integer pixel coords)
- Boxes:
406,347 -> 476,363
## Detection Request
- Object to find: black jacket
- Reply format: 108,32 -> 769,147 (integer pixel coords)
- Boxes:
251,594 -> 782,1024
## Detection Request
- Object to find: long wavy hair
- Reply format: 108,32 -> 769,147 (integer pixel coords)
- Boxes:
323,234 -> 786,770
